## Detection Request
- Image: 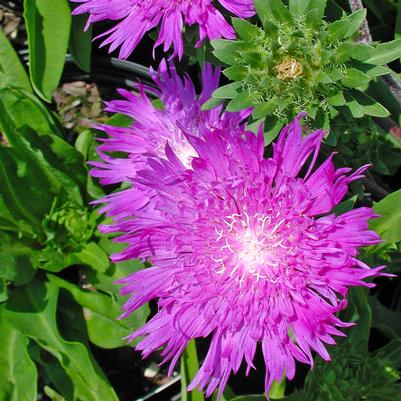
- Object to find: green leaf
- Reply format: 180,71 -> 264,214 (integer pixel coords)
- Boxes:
269,375 -> 286,399
226,93 -> 254,112
370,189 -> 401,245
305,0 -> 327,29
69,13 -> 92,73
201,97 -> 225,111
0,30 -> 32,92
223,65 -> 248,81
4,279 -> 119,401
366,38 -> 401,65
48,274 -> 146,349
328,92 -> 346,106
0,148 -> 48,234
254,0 -> 292,27
212,82 -> 242,99
341,288 -> 371,351
336,43 -> 375,63
374,339 -> 401,367
327,9 -> 367,41
230,396 -> 266,401
74,242 -> 110,273
357,63 -> 392,78
181,340 -> 204,401
342,68 -> 371,89
331,196 -> 357,216
289,0 -> 310,18
211,40 -> 239,65
231,18 -> 261,40
0,87 -> 63,137
351,92 -> 390,117
44,386 -> 67,401
252,101 -> 276,119
24,0 -> 72,101
0,306 -> 37,401
369,296 -> 401,339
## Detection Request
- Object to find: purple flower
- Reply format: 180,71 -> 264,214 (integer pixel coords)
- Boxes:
70,0 -> 255,59
97,112 -> 387,398
91,60 -> 250,221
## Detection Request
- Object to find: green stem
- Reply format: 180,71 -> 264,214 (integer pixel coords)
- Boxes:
181,340 -> 205,401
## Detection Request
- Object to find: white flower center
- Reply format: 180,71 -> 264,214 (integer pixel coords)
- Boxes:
214,212 -> 289,283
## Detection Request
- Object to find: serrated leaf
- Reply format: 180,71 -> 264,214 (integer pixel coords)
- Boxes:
24,0 -> 72,101
4,279 -> 119,401
366,38 -> 401,65
0,306 -> 37,401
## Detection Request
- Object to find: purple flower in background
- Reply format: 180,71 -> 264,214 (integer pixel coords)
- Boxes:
70,0 -> 255,59
91,59 -> 250,221
97,113 -> 387,398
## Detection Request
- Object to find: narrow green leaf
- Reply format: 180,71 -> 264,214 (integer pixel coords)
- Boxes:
254,0 -> 292,27
69,13 -> 92,72
24,0 -> 72,101
0,306 -> 37,401
374,339 -> 401,367
366,38 -> 401,65
4,279 -> 119,401
0,30 -> 32,92
181,340 -> 204,401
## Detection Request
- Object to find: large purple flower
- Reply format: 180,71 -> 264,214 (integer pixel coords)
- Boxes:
98,113 -> 387,397
91,59 -> 250,221
70,0 -> 255,59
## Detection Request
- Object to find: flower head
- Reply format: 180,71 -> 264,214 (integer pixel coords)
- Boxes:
91,59 -> 250,220
71,0 -> 255,59
97,112 -> 386,398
